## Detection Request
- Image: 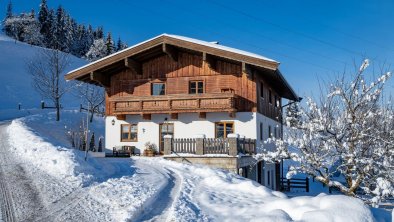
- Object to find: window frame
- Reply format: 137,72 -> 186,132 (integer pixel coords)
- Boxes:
189,80 -> 204,94
120,123 -> 138,142
151,82 -> 166,96
215,121 -> 234,138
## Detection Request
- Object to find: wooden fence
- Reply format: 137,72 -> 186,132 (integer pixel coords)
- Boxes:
237,138 -> 256,155
165,137 -> 256,156
172,138 -> 196,154
204,138 -> 229,154
280,177 -> 309,192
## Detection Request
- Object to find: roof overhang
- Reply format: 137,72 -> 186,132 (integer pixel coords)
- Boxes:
65,34 -> 279,81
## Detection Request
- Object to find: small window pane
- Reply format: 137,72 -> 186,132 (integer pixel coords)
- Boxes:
152,83 -> 165,95
197,82 -> 204,93
121,125 -> 130,140
216,123 -> 225,138
225,123 -> 233,136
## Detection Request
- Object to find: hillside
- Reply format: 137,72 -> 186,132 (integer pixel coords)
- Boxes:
0,33 -> 86,111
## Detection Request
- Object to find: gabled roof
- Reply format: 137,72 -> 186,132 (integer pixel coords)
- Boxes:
65,34 -> 279,80
65,34 -> 299,101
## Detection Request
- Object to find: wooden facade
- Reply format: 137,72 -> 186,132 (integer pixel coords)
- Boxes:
65,34 -> 298,121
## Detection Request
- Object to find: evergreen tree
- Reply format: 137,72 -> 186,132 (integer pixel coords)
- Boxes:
6,1 -> 12,19
3,1 -> 13,35
85,38 -> 106,61
116,37 -> 127,51
105,32 -> 114,56
94,26 -> 104,39
89,132 -> 95,151
38,0 -> 52,46
98,137 -> 103,152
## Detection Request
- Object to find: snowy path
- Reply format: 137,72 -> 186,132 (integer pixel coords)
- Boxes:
0,122 -> 45,222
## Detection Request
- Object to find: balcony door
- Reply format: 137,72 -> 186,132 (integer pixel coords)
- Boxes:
159,123 -> 174,154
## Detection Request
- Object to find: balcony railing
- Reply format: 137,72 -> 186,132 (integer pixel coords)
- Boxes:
110,93 -> 239,114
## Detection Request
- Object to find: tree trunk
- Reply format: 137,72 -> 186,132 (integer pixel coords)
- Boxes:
89,108 -> 94,123
56,97 -> 60,121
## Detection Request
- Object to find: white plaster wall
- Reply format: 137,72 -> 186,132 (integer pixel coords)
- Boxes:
255,112 -> 281,152
105,112 -> 258,153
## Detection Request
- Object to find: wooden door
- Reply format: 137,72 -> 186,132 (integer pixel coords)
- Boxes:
159,123 -> 174,154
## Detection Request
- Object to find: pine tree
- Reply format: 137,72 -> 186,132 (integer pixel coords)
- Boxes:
98,137 -> 103,152
3,1 -> 13,36
6,1 -> 12,19
38,0 -> 52,47
105,32 -> 114,56
116,37 -> 127,51
89,132 -> 95,151
85,38 -> 106,61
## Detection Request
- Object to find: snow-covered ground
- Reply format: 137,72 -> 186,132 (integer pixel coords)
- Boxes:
0,33 -> 86,110
0,110 -> 390,221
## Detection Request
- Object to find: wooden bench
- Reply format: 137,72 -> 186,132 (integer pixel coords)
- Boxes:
113,145 -> 135,157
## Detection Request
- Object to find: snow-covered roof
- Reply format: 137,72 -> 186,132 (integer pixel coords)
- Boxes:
164,34 -> 277,63
65,33 -> 279,79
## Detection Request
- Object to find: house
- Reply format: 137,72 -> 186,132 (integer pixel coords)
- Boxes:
65,34 -> 299,190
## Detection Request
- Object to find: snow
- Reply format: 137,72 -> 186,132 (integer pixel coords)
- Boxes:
2,111 -> 387,221
67,33 -> 277,75
0,33 -> 86,110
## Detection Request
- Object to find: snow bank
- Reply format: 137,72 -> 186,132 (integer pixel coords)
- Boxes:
143,158 -> 377,222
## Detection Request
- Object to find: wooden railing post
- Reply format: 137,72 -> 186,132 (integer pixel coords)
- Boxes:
164,135 -> 173,155
228,134 -> 239,156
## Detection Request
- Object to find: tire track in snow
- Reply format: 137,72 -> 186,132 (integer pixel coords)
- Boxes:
0,122 -> 16,222
134,165 -> 181,222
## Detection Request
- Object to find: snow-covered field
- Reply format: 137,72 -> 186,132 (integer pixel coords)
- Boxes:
0,110 -> 390,221
0,33 -> 86,110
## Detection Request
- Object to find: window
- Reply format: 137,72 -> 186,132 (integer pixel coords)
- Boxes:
260,122 -> 263,140
274,127 -> 277,138
268,125 -> 272,138
189,81 -> 204,94
121,124 -> 138,142
260,82 -> 264,98
267,170 -> 271,186
269,90 -> 272,104
151,83 -> 165,95
215,122 -> 234,138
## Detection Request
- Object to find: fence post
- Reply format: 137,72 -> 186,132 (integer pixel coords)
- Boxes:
287,179 -> 290,192
164,135 -> 173,155
195,137 -> 204,155
306,177 -> 309,192
227,134 -> 238,156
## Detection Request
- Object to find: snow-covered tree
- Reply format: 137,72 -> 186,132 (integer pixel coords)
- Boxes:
27,49 -> 72,121
85,38 -> 107,61
285,101 -> 301,128
260,59 -> 394,206
4,12 -> 43,45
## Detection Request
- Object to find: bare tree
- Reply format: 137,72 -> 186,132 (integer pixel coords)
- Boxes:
27,48 -> 71,121
76,82 -> 105,122
260,59 -> 394,206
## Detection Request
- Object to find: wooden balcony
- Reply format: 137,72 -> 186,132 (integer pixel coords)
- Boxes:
110,93 -> 239,115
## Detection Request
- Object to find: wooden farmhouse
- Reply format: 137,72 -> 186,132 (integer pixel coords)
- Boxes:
65,34 -> 299,190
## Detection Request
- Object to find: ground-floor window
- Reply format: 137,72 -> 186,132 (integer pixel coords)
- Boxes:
121,124 -> 138,142
215,122 -> 234,138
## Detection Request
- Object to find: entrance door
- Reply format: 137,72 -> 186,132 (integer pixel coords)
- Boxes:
159,123 -> 174,154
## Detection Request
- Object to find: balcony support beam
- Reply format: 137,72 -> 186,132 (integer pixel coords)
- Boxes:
198,112 -> 206,119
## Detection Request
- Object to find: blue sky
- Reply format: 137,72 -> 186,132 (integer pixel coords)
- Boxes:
3,0 -> 394,98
